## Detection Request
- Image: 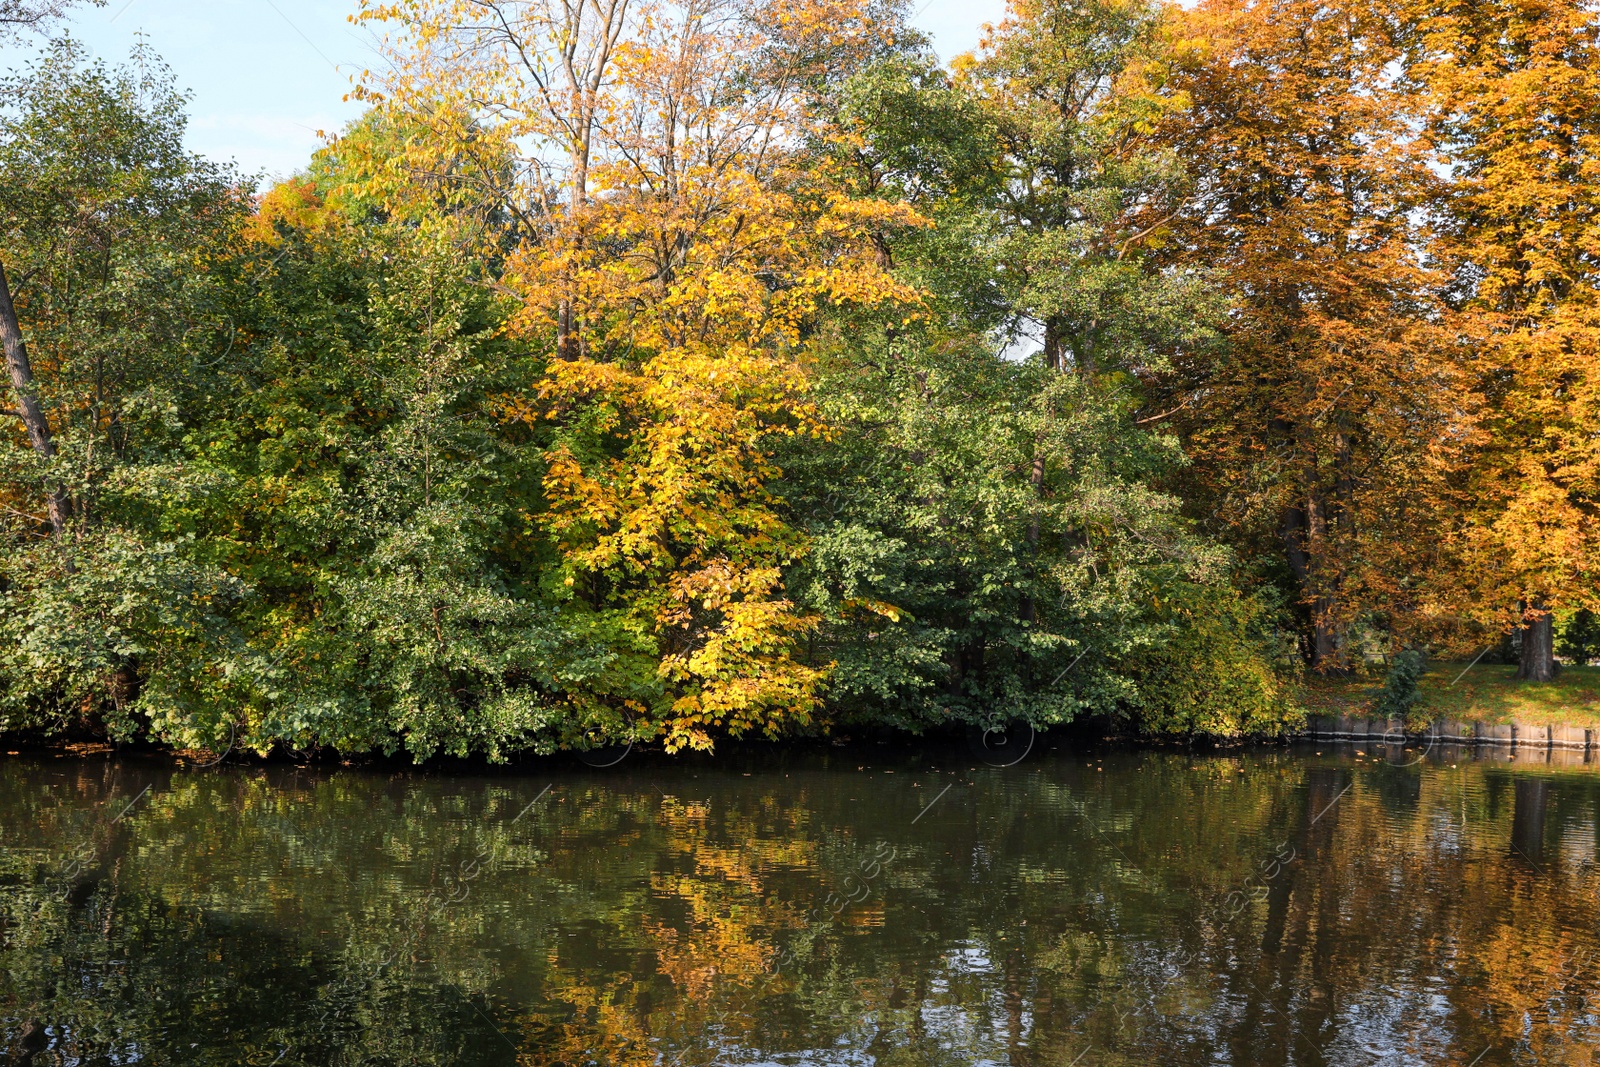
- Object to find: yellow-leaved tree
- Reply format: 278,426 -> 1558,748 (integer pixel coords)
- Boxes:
354,0 -> 922,749
1407,0 -> 1600,681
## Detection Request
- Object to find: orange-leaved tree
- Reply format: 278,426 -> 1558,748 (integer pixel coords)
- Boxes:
1407,0 -> 1600,681
1150,0 -> 1472,671
356,0 -> 922,749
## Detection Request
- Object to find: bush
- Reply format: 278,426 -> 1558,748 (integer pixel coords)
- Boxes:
1374,649 -> 1427,721
1558,609 -> 1600,666
1122,584 -> 1301,738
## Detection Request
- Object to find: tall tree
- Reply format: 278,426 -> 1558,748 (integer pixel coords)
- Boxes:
772,2 -> 1293,738
1152,0 -> 1469,671
1408,0 -> 1600,683
0,0 -> 104,536
196,177 -> 589,760
955,0 -> 1206,377
953,0 -> 1221,641
360,0 -> 919,750
0,41 -> 252,735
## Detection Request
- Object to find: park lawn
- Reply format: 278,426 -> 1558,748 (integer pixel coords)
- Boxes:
1295,663 -> 1600,728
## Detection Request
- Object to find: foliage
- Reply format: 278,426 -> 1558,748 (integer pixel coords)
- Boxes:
784,329 -> 1220,731
1557,609 -> 1600,666
36,0 -> 1574,758
304,104 -> 519,233
1119,582 -> 1298,737
0,40 -> 251,739
1406,0 -> 1600,647
951,0 -> 1210,375
353,0 -> 928,751
775,0 -> 1291,737
0,46 -> 596,760
1373,649 -> 1428,721
514,345 -> 829,752
188,199 -> 604,760
0,0 -> 97,37
1149,0 -> 1471,671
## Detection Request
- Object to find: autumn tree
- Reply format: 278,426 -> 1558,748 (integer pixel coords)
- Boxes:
1407,0 -> 1600,682
355,0 -> 633,360
303,104 -> 521,234
1151,0 -> 1470,671
358,0 -> 920,750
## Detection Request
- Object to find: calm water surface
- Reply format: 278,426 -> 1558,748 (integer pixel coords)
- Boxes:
3,740 -> 1600,1066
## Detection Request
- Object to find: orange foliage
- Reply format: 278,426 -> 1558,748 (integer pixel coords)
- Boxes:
242,177 -> 342,245
1408,0 -> 1600,630
1153,0 -> 1472,667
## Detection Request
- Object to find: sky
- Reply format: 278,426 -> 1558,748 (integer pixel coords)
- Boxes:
1,0 -> 1009,181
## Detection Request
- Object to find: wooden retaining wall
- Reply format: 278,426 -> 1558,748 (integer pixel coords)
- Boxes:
1295,715 -> 1597,752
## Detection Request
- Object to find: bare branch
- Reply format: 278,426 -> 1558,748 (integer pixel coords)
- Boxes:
0,0 -> 101,39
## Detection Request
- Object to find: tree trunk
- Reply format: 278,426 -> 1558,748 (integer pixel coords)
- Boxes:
1516,599 -> 1556,682
1042,315 -> 1065,372
1310,596 -> 1341,672
1279,499 -> 1344,672
1510,776 -> 1550,869
1041,314 -> 1095,375
0,255 -> 69,535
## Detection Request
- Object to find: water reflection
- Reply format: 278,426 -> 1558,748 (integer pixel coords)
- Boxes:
2,742 -> 1600,1065
1511,777 -> 1551,871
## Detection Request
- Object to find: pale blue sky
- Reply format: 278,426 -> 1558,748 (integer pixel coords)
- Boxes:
1,0 -> 1007,181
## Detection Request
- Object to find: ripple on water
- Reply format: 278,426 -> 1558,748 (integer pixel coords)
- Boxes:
1,742 -> 1598,1065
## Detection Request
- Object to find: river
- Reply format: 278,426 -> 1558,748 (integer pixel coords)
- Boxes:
2,738 -> 1598,1065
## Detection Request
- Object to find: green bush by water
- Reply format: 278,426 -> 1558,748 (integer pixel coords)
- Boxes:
1374,650 -> 1428,721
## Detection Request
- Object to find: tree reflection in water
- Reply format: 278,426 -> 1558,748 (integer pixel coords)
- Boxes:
2,745 -> 1599,1066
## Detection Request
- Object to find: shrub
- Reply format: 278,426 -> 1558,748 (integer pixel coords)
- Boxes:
1557,609 -> 1600,666
1374,649 -> 1427,721
1122,584 -> 1301,738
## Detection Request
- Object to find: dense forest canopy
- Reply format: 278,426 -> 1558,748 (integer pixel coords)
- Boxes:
2,0 -> 1596,760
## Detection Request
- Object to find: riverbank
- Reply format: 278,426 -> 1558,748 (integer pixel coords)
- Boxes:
7,661 -> 1599,767
1297,662 -> 1600,727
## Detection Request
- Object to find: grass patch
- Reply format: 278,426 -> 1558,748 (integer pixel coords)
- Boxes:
1295,663 -> 1600,726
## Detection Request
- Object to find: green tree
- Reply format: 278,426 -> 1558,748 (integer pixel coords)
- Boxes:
1557,609 -> 1600,666
0,40 -> 254,739
952,0 -> 1212,377
781,0 -> 1294,737
184,172 -> 609,760
0,46 -> 601,759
